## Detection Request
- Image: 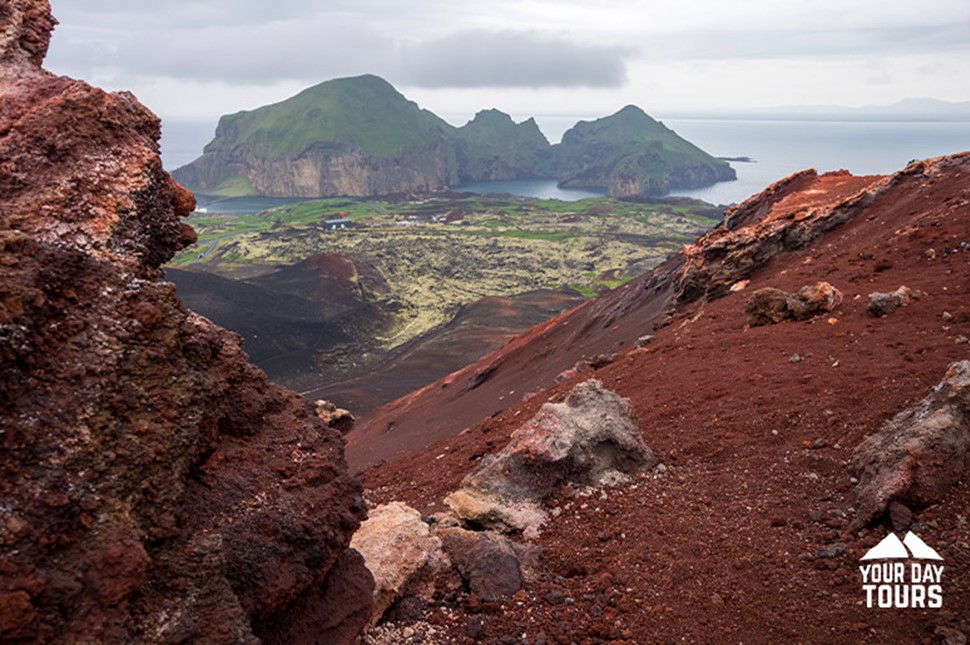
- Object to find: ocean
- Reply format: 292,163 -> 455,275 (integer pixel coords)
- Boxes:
160,117 -> 970,209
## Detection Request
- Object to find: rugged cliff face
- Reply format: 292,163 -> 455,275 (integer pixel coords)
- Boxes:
0,2 -> 372,642
175,138 -> 461,199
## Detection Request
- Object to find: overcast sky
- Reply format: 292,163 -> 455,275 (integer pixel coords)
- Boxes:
45,0 -> 970,123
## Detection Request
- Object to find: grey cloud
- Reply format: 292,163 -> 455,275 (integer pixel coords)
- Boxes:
44,0 -> 969,94
50,0 -> 329,28
394,31 -> 630,88
49,19 -> 394,86
49,19 -> 631,91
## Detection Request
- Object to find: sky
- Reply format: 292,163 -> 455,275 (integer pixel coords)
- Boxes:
45,0 -> 970,124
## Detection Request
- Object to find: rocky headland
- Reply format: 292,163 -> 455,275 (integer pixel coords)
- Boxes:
172,75 -> 735,199
0,2 -> 371,642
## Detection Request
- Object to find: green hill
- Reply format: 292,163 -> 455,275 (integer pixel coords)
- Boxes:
554,105 -> 736,195
455,109 -> 552,181
173,75 -> 462,198
173,76 -> 735,199
203,75 -> 454,160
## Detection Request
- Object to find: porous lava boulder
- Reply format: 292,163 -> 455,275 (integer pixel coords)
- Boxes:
350,502 -> 450,624
867,285 -> 913,317
0,2 -> 372,642
436,526 -> 524,602
744,281 -> 842,326
850,361 -> 970,529
445,379 -> 654,536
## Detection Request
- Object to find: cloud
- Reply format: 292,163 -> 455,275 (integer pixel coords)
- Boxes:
395,31 -> 630,88
48,19 -> 393,86
48,19 -> 630,91
42,0 -> 970,118
50,0 -> 330,28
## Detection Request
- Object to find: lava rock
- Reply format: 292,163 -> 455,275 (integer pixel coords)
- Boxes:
850,361 -> 970,529
315,399 -> 356,434
350,502 -> 450,624
438,527 -> 523,602
888,501 -> 914,531
867,285 -> 912,317
0,4 -> 371,642
445,379 -> 654,536
744,282 -> 843,326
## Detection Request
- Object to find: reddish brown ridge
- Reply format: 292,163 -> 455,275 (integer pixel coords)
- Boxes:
361,155 -> 970,643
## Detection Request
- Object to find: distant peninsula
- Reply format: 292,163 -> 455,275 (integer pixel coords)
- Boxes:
172,74 -> 736,199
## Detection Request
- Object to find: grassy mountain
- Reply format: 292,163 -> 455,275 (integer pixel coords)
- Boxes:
455,109 -> 552,181
554,105 -> 736,195
203,75 -> 453,160
172,75 -> 461,198
173,75 -> 735,199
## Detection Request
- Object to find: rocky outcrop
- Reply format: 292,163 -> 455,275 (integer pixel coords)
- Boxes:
674,169 -> 887,304
316,399 -> 356,434
349,503 -> 449,625
677,158 -> 963,307
445,380 -> 654,536
744,281 -> 842,326
0,2 -> 372,642
850,361 -> 970,528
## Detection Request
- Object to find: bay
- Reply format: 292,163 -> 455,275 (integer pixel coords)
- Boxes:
454,179 -> 604,200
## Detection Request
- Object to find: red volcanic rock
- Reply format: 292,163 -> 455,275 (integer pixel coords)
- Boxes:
744,281 -> 842,326
674,168 -> 883,304
0,2 -> 371,643
0,0 -> 56,67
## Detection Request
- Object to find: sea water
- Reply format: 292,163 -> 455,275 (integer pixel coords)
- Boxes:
662,118 -> 970,205
160,117 -> 970,209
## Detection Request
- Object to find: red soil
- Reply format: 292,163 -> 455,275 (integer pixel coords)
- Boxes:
361,157 -> 970,643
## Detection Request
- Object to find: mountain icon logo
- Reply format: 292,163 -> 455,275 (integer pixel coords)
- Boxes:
858,531 -> 944,608
860,531 -> 943,561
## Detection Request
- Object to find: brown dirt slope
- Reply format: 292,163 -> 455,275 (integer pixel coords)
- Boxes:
305,288 -> 587,415
362,153 -> 970,643
0,2 -> 371,642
